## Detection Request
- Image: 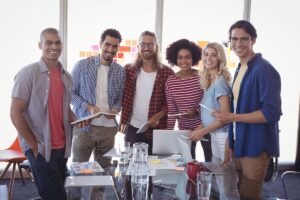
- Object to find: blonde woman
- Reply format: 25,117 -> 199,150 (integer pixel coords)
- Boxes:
190,42 -> 239,199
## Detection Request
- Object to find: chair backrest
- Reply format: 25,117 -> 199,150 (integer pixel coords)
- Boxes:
282,171 -> 300,199
7,137 -> 22,152
264,157 -> 278,182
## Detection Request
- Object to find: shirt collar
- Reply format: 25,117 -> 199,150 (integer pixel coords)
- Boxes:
38,57 -> 65,73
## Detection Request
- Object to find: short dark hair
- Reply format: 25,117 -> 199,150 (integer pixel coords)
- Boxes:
100,28 -> 122,43
166,39 -> 202,66
229,20 -> 257,40
40,28 -> 60,42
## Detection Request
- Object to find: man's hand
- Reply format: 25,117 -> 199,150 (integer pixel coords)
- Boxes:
30,140 -> 39,158
212,110 -> 235,124
87,104 -> 100,114
74,119 -> 91,128
104,108 -> 118,119
119,123 -> 126,133
148,113 -> 160,128
69,109 -> 91,128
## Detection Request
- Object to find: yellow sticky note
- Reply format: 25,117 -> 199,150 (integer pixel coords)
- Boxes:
149,159 -> 161,164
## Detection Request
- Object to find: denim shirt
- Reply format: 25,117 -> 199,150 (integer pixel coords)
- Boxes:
71,55 -> 125,131
229,53 -> 282,158
201,75 -> 230,133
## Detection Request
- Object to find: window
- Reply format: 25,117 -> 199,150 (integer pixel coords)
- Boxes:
0,0 -> 59,148
67,0 -> 156,71
162,0 -> 243,72
252,0 -> 300,162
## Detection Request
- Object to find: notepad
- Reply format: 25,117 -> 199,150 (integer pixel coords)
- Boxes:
71,111 -> 117,125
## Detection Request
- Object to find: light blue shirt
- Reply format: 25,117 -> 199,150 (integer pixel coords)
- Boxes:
201,75 -> 230,133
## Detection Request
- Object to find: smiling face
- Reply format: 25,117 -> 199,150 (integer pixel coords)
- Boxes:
39,32 -> 62,64
202,47 -> 219,72
230,28 -> 255,63
176,49 -> 193,72
100,35 -> 120,65
138,35 -> 157,60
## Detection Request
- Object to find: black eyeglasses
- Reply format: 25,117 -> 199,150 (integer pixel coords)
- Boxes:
139,42 -> 155,49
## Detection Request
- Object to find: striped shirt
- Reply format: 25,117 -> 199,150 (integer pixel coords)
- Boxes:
165,74 -> 204,130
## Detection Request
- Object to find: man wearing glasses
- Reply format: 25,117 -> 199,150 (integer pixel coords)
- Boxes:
120,31 -> 174,153
213,20 -> 282,199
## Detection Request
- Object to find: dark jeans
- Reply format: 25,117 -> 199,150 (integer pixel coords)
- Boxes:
125,124 -> 153,155
26,148 -> 68,200
188,134 -> 212,161
200,134 -> 212,162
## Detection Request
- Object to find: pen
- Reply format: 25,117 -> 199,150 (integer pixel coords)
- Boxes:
199,103 -> 213,112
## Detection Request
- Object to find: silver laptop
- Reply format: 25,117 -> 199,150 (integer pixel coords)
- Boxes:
152,130 -> 192,155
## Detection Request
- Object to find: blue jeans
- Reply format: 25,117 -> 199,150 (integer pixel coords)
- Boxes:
26,148 -> 68,200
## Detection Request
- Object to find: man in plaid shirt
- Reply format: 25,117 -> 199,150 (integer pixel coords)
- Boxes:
71,29 -> 125,168
120,31 -> 174,154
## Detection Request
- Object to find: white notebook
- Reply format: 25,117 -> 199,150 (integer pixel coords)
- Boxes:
65,176 -> 114,187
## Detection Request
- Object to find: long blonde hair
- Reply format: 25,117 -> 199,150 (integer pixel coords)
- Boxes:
200,42 -> 231,90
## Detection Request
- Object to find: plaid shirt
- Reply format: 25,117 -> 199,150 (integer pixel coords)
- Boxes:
71,55 -> 125,132
121,64 -> 174,139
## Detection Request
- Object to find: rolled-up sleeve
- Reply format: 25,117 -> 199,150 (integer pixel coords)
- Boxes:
259,64 -> 282,123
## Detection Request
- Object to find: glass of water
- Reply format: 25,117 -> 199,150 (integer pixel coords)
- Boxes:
197,171 -> 212,200
119,141 -> 130,163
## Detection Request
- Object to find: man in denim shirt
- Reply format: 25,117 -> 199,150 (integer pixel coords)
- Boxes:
71,29 -> 125,168
214,20 -> 282,199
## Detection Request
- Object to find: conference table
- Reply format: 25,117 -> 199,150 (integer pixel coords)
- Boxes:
65,156 -> 239,200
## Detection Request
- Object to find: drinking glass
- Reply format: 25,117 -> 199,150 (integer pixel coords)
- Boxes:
197,171 -> 212,200
119,141 -> 130,163
131,142 -> 149,200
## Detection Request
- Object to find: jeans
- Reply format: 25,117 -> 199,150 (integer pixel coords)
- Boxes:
200,134 -> 212,162
26,148 -> 67,200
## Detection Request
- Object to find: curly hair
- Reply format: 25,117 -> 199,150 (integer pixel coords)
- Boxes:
200,42 -> 231,90
166,39 -> 202,67
100,28 -> 122,43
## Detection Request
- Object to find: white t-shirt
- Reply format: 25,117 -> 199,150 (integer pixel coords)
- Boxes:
92,65 -> 116,127
130,68 -> 157,128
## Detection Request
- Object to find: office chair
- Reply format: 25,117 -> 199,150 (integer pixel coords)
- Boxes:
264,157 -> 278,183
281,171 -> 300,199
0,137 -> 27,200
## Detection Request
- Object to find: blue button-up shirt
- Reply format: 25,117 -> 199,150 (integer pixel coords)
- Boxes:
71,55 -> 125,131
229,53 -> 282,158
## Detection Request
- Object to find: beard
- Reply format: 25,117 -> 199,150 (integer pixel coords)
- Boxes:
141,52 -> 155,60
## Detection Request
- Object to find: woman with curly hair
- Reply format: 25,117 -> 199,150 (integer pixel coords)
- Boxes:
190,42 -> 239,199
165,39 -> 212,161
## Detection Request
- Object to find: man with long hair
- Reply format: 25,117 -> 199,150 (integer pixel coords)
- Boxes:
120,31 -> 174,153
